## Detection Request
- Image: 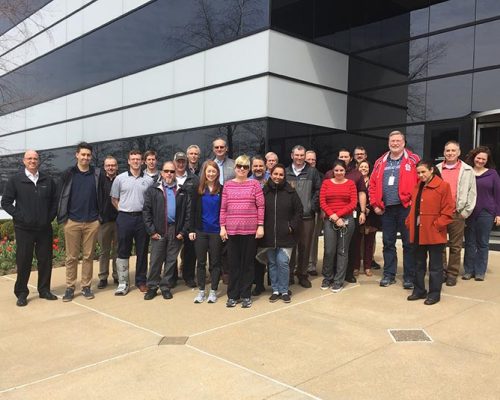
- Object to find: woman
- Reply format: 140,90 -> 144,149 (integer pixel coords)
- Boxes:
220,155 -> 265,308
320,159 -> 357,292
261,164 -> 303,303
189,161 -> 223,304
351,160 -> 381,276
405,161 -> 453,305
463,147 -> 500,281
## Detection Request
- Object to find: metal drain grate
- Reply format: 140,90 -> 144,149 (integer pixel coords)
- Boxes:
158,336 -> 189,346
388,329 -> 432,343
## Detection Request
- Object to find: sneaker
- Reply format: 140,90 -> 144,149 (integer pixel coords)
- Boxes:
62,288 -> 74,302
144,288 -> 157,300
403,281 -> 414,290
97,279 -> 107,289
320,280 -> 330,290
226,298 -> 237,308
115,283 -> 129,296
474,275 -> 485,281
281,293 -> 291,303
207,290 -> 217,303
445,277 -> 457,287
462,273 -> 473,280
269,293 -> 280,303
241,297 -> 252,308
81,287 -> 94,300
380,277 -> 396,287
298,276 -> 312,288
371,260 -> 381,270
331,283 -> 343,293
194,290 -> 206,303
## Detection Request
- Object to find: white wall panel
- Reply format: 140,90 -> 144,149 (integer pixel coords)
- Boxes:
82,111 -> 123,143
66,119 -> 84,145
204,78 -> 268,126
173,93 -> 204,130
268,77 -> 347,130
26,124 -> 66,150
123,63 -> 174,106
26,98 -> 66,129
66,92 -> 84,120
269,31 -> 349,92
83,79 -> 123,116
0,133 -> 26,156
123,101 -> 174,138
173,52 -> 206,94
0,111 -> 26,134
205,31 -> 269,86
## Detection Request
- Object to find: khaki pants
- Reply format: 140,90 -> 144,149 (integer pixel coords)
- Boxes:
443,212 -> 465,277
98,221 -> 118,281
64,219 -> 100,289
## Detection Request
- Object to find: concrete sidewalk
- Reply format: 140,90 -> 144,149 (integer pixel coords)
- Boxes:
1,238 -> 500,399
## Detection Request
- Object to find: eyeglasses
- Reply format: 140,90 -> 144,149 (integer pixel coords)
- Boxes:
236,164 -> 250,170
214,146 -> 226,149
163,169 -> 175,173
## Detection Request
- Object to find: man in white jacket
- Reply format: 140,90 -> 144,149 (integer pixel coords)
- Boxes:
436,141 -> 477,286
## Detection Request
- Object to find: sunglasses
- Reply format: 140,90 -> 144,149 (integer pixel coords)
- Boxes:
236,164 -> 250,170
163,169 -> 175,173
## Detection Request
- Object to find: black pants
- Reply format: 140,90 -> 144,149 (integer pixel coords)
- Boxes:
227,235 -> 256,300
180,236 -> 196,282
414,244 -> 445,301
14,226 -> 53,298
116,212 -> 149,285
345,215 -> 360,280
194,231 -> 222,290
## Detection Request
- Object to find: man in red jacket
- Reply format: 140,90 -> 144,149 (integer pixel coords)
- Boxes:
369,131 -> 420,288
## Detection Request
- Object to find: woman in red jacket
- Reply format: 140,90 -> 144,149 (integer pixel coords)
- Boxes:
405,160 -> 454,305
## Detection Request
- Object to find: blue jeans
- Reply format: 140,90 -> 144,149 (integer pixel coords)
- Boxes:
267,248 -> 291,294
381,205 -> 414,282
464,210 -> 494,277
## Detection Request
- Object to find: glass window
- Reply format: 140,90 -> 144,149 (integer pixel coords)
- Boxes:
472,69 -> 500,112
429,0 -> 475,32
427,26 -> 474,77
474,20 -> 500,69
0,0 -> 51,36
409,38 -> 428,80
407,82 -> 427,123
410,7 -> 429,37
356,42 -> 410,76
348,57 -> 408,92
476,0 -> 500,20
271,0 -> 314,39
425,74 -> 472,120
406,125 -> 424,157
347,96 -> 408,130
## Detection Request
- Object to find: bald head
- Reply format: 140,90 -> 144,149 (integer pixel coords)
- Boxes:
23,150 -> 39,174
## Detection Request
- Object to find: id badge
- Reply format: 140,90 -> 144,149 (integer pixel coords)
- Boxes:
388,176 -> 395,186
353,210 -> 357,218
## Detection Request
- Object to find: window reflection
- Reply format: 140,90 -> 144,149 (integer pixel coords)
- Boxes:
474,20 -> 500,69
427,27 -> 473,77
476,0 -> 500,20
472,69 -> 500,112
429,0 -> 475,32
425,74 -> 472,120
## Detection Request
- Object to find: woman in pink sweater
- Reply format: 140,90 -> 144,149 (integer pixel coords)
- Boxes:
220,155 -> 265,308
320,159 -> 357,293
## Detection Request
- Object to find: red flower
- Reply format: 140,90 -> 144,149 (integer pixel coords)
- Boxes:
53,244 -> 59,250
6,246 -> 12,252
53,238 -> 59,244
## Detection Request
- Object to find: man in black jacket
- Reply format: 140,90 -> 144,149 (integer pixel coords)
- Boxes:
142,161 -> 191,300
2,150 -> 58,306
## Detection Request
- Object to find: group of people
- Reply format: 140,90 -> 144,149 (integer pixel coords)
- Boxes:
3,132 -> 499,308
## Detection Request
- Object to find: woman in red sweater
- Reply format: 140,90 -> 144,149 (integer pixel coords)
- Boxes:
405,160 -> 453,305
320,159 -> 357,292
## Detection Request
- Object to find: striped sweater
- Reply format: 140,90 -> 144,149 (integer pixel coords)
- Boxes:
220,179 -> 265,235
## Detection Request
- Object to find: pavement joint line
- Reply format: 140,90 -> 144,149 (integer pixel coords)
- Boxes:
189,284 -> 361,338
0,345 -> 157,394
440,292 -> 498,304
185,344 -> 324,400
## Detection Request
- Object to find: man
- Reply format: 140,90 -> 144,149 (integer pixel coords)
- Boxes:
143,161 -> 191,300
249,155 -> 269,295
286,145 -> 322,288
353,146 -> 368,165
369,131 -> 420,288
97,156 -> 119,289
213,137 -> 235,184
436,141 -> 476,287
173,151 -> 199,288
2,150 -> 58,306
144,150 -> 159,182
325,148 -> 367,283
111,150 -> 154,295
186,144 -> 201,175
265,151 -> 279,172
305,150 -> 323,276
57,142 -> 102,301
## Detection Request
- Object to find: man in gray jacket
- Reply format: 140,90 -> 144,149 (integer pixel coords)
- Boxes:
213,138 -> 235,184
436,141 -> 477,286
286,145 -> 322,288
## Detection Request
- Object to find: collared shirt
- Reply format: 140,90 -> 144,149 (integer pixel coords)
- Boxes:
441,160 -> 461,207
292,164 -> 305,176
249,174 -> 268,189
163,182 -> 176,224
25,168 -> 39,185
215,158 -> 225,184
176,172 -> 188,188
110,170 -> 154,212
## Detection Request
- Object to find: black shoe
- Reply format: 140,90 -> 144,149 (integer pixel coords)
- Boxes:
407,293 -> 426,301
298,276 -> 312,288
445,277 -> 457,287
269,293 -> 280,302
371,260 -> 381,270
97,279 -> 108,289
403,281 -> 414,290
16,295 -> 28,307
345,276 -> 357,283
474,275 -> 485,281
144,288 -> 157,300
281,293 -> 291,303
185,280 -> 197,288
39,291 -> 58,300
252,285 -> 265,296
424,297 -> 439,305
161,289 -> 173,299
167,280 -> 177,289
308,270 -> 318,276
